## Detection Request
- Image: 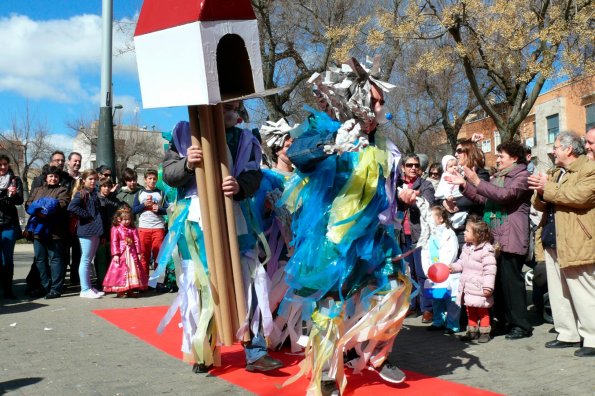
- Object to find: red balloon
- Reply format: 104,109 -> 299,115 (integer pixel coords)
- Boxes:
428,263 -> 450,283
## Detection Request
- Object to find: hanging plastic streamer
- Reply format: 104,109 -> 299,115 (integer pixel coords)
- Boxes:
281,302 -> 345,396
156,200 -> 217,367
326,146 -> 387,244
336,277 -> 411,393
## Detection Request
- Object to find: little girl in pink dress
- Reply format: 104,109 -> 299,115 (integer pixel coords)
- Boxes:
103,208 -> 148,297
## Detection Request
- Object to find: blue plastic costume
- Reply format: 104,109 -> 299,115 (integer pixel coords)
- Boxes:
280,106 -> 412,394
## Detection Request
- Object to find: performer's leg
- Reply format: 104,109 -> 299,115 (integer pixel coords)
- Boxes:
243,277 -> 282,372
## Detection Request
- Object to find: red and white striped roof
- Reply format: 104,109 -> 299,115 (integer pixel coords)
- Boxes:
135,0 -> 257,36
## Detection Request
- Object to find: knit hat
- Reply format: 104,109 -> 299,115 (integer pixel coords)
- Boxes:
441,155 -> 457,171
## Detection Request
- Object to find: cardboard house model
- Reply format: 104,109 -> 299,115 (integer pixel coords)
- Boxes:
134,0 -> 265,108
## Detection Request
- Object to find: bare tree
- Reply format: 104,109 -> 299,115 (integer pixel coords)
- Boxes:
67,114 -> 164,180
252,0 -> 367,121
0,102 -> 56,199
377,0 -> 594,142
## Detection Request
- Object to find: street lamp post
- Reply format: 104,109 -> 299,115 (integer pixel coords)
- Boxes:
97,0 -> 115,174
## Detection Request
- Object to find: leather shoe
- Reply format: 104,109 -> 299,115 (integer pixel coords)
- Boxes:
574,347 -> 595,357
505,327 -> 532,340
246,355 -> 283,372
421,311 -> 433,323
44,291 -> 61,300
545,339 -> 581,349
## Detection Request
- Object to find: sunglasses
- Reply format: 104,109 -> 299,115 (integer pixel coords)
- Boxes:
404,163 -> 420,168
103,173 -> 112,177
455,148 -> 466,154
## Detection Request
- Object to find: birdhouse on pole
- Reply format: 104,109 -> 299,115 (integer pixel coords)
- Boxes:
133,0 -> 265,108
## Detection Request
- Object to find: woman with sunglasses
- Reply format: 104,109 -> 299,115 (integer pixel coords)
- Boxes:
397,153 -> 436,323
442,140 -> 490,248
427,163 -> 442,190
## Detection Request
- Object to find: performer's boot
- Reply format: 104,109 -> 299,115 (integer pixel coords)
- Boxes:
321,372 -> 340,396
192,362 -> 212,374
245,355 -> 283,372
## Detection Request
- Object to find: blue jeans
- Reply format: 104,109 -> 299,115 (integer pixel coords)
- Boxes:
243,280 -> 269,364
402,234 -> 432,313
0,226 -> 18,293
432,297 -> 461,331
79,236 -> 99,292
33,238 -> 64,294
244,334 -> 268,364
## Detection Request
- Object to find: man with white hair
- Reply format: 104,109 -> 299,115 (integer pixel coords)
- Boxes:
528,131 -> 595,358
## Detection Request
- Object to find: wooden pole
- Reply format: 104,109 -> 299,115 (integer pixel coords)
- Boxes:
197,105 -> 234,346
199,106 -> 239,337
187,105 -> 224,343
212,103 -> 249,342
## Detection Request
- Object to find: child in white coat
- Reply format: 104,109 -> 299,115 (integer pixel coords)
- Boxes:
434,155 -> 467,229
422,205 -> 460,334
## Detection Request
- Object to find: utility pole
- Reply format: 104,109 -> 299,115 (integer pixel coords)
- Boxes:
97,0 -> 115,179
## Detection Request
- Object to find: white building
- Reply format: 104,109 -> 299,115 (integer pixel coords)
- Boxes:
72,121 -> 167,181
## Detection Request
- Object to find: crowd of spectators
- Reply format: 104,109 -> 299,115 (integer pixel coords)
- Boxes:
0,127 -> 593,358
0,150 -> 172,301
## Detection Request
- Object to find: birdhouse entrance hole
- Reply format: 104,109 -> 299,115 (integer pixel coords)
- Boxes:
217,34 -> 255,100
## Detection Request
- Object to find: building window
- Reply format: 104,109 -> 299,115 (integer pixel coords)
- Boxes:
482,139 -> 492,153
494,131 -> 501,148
586,104 -> 595,131
547,114 -> 559,143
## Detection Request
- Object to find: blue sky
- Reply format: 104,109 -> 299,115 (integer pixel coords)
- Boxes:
0,0 -> 187,153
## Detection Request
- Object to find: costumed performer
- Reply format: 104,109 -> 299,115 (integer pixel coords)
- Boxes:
254,119 -> 303,351
159,100 -> 283,374
280,57 -> 415,395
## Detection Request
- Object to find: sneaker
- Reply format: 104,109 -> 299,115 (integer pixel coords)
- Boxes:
373,362 -> 406,384
80,289 -> 102,299
245,355 -> 283,372
91,288 -> 105,296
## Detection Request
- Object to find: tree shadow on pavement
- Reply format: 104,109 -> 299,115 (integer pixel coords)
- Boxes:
391,324 -> 488,377
0,377 -> 43,395
0,300 -> 47,314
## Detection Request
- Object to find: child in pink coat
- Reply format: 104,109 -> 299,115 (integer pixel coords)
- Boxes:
103,208 -> 148,297
450,216 -> 497,343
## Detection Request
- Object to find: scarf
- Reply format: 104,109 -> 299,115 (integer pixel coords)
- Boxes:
483,163 -> 519,228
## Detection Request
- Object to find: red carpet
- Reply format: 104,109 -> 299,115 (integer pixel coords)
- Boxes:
94,306 -> 500,396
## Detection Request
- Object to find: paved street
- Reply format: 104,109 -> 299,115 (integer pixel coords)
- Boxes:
1,244 -> 593,395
